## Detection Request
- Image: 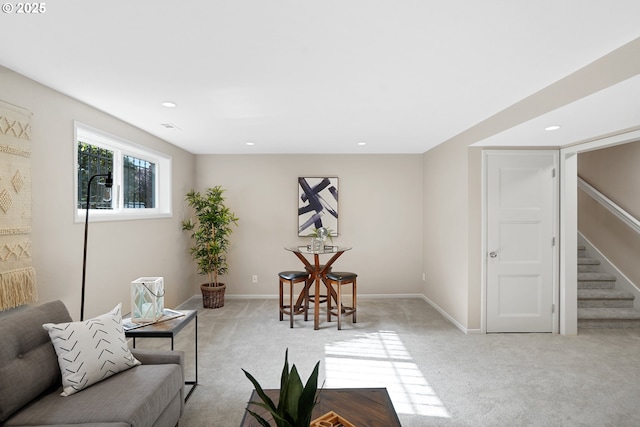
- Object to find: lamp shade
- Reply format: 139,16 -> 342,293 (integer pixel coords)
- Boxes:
130,277 -> 164,323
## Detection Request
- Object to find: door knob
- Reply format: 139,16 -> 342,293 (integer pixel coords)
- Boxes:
489,251 -> 497,258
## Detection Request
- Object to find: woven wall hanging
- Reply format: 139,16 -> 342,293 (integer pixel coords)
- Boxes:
0,100 -> 37,310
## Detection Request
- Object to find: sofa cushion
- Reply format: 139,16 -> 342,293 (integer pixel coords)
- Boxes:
0,300 -> 71,422
4,363 -> 183,426
43,303 -> 141,396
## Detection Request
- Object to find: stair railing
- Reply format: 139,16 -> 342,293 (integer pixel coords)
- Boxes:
578,176 -> 640,235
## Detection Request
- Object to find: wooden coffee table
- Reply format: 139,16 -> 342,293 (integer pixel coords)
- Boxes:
239,387 -> 401,426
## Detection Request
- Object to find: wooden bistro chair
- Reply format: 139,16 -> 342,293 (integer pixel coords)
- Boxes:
325,271 -> 357,330
278,271 -> 310,328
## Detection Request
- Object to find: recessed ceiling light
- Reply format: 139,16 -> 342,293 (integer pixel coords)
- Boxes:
160,122 -> 180,130
545,125 -> 561,131
246,142 -> 255,146
161,101 -> 177,108
357,142 -> 367,146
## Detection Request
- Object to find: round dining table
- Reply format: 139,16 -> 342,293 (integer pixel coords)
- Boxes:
284,245 -> 352,329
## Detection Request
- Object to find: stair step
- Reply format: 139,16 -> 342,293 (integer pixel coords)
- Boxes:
578,272 -> 617,289
578,258 -> 600,272
577,289 -> 635,308
578,308 -> 640,329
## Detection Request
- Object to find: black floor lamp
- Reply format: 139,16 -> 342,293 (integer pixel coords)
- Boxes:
81,171 -> 112,321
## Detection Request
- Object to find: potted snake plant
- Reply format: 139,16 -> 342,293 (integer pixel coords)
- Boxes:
182,186 -> 238,309
243,349 -> 320,427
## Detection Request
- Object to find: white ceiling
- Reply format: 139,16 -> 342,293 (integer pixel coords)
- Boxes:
1,1 -> 639,154
474,73 -> 640,147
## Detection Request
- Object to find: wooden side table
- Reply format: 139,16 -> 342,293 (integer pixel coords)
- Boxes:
240,388 -> 401,426
125,310 -> 198,402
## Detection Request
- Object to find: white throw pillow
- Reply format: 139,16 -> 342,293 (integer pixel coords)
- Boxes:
43,303 -> 141,396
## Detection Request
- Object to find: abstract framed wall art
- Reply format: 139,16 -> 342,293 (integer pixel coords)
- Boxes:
298,177 -> 338,236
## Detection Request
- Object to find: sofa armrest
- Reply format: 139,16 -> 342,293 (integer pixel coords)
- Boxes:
131,349 -> 185,412
131,349 -> 184,368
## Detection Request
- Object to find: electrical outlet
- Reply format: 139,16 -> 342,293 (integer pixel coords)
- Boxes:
252,274 -> 258,283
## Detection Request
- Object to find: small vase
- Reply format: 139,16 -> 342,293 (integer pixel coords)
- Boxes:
311,237 -> 322,251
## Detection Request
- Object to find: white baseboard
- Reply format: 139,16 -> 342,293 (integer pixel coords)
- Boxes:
420,294 -> 475,334
180,293 -> 427,305
346,293 -> 425,299
226,294 -> 278,300
226,293 -> 426,300
179,293 -> 476,334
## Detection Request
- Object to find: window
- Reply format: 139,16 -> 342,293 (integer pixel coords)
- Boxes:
74,122 -> 172,222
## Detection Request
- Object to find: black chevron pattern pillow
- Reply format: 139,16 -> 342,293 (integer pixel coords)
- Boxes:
43,303 -> 141,396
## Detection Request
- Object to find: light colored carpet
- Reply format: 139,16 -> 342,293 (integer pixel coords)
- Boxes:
132,296 -> 640,426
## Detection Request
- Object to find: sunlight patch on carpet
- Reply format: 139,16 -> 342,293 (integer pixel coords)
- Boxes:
324,330 -> 450,418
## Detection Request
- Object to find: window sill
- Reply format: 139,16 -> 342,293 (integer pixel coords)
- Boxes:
75,210 -> 172,223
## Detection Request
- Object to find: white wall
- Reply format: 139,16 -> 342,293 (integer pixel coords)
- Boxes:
6,37 -> 636,328
0,66 -> 197,319
0,65 -> 425,320
420,39 -> 640,333
191,154 -> 424,297
422,140 -> 471,329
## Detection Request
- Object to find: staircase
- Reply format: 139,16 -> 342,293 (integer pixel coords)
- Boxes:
578,245 -> 640,328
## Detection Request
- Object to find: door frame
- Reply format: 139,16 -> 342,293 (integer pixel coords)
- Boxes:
481,149 -> 560,334
559,128 -> 640,334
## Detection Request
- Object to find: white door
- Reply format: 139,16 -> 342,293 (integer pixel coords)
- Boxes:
485,151 -> 558,333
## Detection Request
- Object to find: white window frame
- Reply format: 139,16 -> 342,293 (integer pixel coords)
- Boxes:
74,121 -> 172,223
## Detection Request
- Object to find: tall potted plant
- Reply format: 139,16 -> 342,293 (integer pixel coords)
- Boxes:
182,186 -> 239,309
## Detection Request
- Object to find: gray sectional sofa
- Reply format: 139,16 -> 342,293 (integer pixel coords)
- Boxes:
0,300 -> 184,426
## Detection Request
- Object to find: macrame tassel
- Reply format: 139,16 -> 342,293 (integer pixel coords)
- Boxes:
0,267 -> 37,310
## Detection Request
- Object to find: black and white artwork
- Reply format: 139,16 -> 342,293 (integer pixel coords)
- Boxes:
298,177 -> 338,236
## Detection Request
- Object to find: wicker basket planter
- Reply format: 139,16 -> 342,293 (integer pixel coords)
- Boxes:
201,283 -> 226,309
